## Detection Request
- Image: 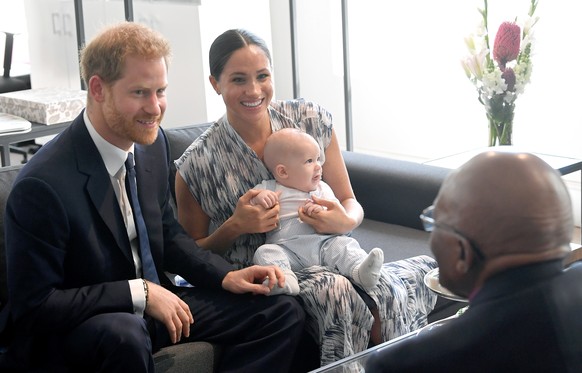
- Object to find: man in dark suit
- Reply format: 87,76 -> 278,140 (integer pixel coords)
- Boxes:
366,150 -> 582,372
1,22 -> 305,372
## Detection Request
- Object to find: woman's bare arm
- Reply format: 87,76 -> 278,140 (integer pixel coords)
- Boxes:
298,129 -> 364,234
175,173 -> 280,254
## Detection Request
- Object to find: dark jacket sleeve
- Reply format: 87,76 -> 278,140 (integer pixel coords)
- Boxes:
5,177 -> 133,334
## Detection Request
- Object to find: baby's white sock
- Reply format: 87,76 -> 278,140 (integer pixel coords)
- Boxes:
352,248 -> 384,290
264,270 -> 300,296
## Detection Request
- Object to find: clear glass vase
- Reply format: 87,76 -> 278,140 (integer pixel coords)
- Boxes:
488,116 -> 513,146
482,92 -> 515,146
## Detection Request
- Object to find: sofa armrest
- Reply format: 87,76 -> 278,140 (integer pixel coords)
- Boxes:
342,151 -> 450,230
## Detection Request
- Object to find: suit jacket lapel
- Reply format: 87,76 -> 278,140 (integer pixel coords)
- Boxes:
71,120 -> 134,264
134,144 -> 154,180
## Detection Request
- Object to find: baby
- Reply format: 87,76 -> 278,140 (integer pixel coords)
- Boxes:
252,128 -> 384,295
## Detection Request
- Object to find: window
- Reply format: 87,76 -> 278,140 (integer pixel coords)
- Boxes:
292,0 -> 582,163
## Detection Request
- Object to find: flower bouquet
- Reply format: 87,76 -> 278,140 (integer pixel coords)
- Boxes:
462,0 -> 539,146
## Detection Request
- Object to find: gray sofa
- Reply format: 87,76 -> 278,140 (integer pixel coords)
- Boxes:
0,123 -> 460,372
164,123 -> 452,264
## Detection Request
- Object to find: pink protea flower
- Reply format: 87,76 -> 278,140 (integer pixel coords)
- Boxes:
501,67 -> 516,92
493,22 -> 521,69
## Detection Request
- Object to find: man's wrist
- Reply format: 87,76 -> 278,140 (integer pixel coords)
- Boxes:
128,278 -> 147,316
142,279 -> 149,308
221,270 -> 234,290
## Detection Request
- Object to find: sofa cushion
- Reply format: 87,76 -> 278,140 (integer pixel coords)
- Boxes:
154,342 -> 220,373
343,151 -> 451,230
351,219 -> 431,262
164,123 -> 213,163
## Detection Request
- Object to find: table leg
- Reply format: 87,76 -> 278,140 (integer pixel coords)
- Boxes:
1,145 -> 10,167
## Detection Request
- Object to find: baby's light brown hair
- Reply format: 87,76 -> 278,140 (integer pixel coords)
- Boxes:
263,128 -> 316,174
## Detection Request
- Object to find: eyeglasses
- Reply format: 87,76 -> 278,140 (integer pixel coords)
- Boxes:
420,205 -> 486,260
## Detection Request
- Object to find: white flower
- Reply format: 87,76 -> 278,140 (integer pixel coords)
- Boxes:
522,15 -> 540,37
482,70 -> 507,96
463,0 -> 537,101
514,62 -> 532,87
461,49 -> 488,82
463,0 -> 538,146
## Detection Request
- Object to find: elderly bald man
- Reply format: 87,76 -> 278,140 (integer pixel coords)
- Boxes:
366,151 -> 582,372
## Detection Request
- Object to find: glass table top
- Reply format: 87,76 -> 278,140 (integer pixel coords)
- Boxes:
309,313 -> 461,372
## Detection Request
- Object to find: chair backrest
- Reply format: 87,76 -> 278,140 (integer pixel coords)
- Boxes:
2,32 -> 15,78
0,31 -> 30,93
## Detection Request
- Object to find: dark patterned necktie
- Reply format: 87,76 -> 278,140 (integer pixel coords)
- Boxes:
125,152 -> 160,284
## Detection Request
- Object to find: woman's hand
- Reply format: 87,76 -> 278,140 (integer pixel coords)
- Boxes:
176,175 -> 279,253
298,195 -> 357,235
302,199 -> 326,216
250,189 -> 281,209
231,189 -> 280,234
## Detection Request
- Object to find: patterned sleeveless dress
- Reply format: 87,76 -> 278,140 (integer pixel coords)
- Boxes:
175,99 -> 438,365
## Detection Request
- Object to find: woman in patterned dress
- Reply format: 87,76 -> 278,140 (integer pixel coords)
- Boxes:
174,29 -> 438,367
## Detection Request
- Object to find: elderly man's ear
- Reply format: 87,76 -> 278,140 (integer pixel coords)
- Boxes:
455,239 -> 473,274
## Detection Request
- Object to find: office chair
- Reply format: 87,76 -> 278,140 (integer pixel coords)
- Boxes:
1,31 -> 31,93
1,31 -> 34,163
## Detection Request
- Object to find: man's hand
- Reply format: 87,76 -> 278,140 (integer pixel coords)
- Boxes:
145,281 -> 194,344
222,265 -> 286,295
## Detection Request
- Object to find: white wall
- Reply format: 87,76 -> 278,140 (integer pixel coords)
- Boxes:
17,0 -> 274,128
197,0 -> 273,123
269,0 -> 293,100
0,0 -> 29,75
292,0 -> 347,148
291,0 -> 582,160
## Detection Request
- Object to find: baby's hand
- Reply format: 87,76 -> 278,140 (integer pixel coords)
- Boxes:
302,199 -> 326,216
250,190 -> 280,209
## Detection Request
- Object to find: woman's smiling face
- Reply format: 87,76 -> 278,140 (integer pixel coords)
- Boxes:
210,45 -> 273,127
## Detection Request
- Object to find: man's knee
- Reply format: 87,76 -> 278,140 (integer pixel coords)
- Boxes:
274,296 -> 306,327
65,313 -> 153,371
106,313 -> 151,348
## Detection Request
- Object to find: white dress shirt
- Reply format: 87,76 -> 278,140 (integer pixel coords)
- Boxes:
84,110 -> 146,316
